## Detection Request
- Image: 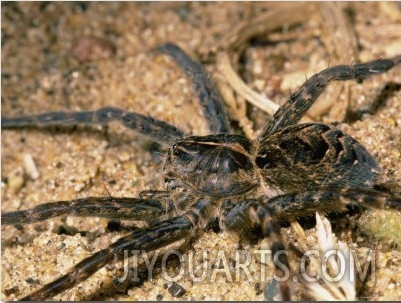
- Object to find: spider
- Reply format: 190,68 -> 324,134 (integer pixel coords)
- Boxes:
2,43 -> 401,301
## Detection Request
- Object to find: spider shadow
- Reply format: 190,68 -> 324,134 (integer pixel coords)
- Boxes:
346,82 -> 401,123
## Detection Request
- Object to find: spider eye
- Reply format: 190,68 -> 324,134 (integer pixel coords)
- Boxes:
172,145 -> 184,157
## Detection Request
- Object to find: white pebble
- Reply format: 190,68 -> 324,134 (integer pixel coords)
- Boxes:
23,154 -> 39,180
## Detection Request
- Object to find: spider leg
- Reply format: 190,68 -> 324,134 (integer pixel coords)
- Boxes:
266,186 -> 401,222
259,55 -> 401,138
1,106 -> 185,146
20,216 -> 195,301
158,43 -> 230,134
224,200 -> 291,301
222,187 -> 401,300
18,197 -> 212,300
1,194 -> 174,226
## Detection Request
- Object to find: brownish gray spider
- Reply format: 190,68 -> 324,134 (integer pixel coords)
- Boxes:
2,43 -> 401,301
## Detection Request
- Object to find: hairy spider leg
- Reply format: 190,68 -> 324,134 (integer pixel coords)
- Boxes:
20,217 -> 195,300
223,187 -> 401,299
17,198 -> 214,300
266,186 -> 401,222
259,55 -> 401,138
2,43 -> 230,145
1,195 -> 173,226
158,43 -> 230,134
224,200 -> 291,301
1,107 -> 185,146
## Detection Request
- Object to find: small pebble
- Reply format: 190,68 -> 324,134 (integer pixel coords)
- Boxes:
168,282 -> 187,297
71,36 -> 116,62
7,167 -> 25,194
23,154 -> 39,179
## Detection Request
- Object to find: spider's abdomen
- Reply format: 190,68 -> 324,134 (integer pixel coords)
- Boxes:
163,134 -> 258,197
256,123 -> 379,192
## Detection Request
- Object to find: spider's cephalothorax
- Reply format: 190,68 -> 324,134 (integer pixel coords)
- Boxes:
2,43 -> 401,301
164,134 -> 257,196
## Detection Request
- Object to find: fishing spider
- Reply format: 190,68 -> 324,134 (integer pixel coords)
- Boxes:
2,43 -> 401,301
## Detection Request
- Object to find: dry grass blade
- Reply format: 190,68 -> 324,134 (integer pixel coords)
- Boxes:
213,3 -> 318,128
309,2 -> 360,122
304,213 -> 356,301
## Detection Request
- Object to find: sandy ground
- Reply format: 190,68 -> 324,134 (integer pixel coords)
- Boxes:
1,2 -> 401,301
